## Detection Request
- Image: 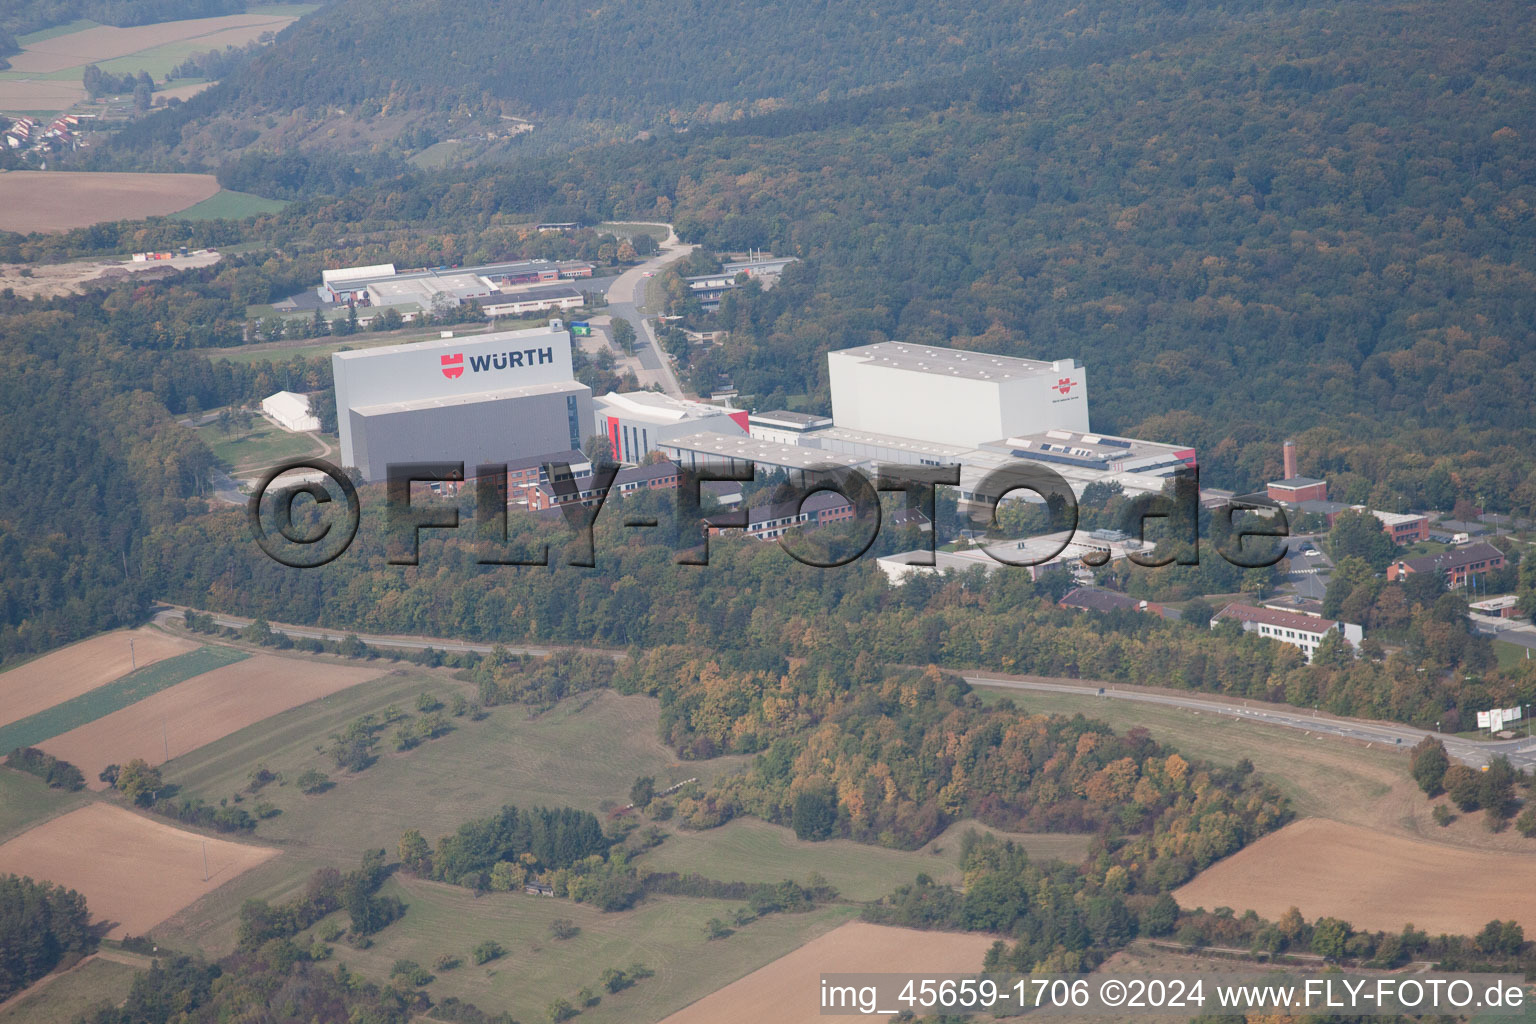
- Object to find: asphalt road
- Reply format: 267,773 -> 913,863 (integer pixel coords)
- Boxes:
602,223 -> 693,398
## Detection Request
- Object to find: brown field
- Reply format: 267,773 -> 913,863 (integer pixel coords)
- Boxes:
0,79 -> 86,110
8,14 -> 299,74
658,921 -> 997,1024
0,172 -> 221,234
0,803 -> 276,938
0,628 -> 196,729
39,654 -> 388,788
1175,817 -> 1536,935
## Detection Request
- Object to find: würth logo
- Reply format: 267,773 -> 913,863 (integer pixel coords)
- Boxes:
1053,377 -> 1077,395
437,347 -> 557,381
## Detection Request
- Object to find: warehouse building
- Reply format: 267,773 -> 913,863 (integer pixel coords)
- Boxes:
332,322 -> 591,482
260,391 -> 320,432
827,342 -> 1090,449
659,432 -> 871,483
594,391 -> 748,465
317,260 -> 594,309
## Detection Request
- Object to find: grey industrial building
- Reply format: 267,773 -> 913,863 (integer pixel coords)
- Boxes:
333,322 -> 592,482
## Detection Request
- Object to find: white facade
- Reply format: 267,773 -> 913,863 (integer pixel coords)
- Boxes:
827,342 -> 1090,449
1212,603 -> 1363,663
261,391 -> 320,432
748,410 -> 834,446
333,322 -> 579,477
595,392 -> 747,465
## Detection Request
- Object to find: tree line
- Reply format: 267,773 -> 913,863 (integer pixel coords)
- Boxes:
0,874 -> 94,1000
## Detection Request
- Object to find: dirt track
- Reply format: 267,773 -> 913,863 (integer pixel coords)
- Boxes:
658,921 -> 996,1024
39,654 -> 387,787
1176,817 -> 1536,934
0,803 -> 276,938
0,628 -> 196,729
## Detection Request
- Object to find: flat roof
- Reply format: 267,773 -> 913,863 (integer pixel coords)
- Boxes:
324,263 -> 395,284
987,429 -> 1191,461
597,391 -> 735,422
661,431 -> 870,471
1270,476 -> 1326,488
332,323 -> 565,364
322,259 -> 589,292
828,341 -> 1071,382
749,410 -> 832,429
812,425 -> 971,458
483,285 -> 582,303
351,379 -> 586,416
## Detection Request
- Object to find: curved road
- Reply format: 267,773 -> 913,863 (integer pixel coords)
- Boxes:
603,222 -> 694,398
153,605 -> 1535,771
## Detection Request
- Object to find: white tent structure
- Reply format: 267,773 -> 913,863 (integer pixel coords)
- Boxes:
261,391 -> 321,432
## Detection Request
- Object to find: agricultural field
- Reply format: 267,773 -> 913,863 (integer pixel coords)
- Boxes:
199,416 -> 327,473
0,172 -> 220,233
640,817 -> 1090,903
322,876 -> 863,1024
0,768 -> 89,844
659,921 -> 999,1024
1174,817 -> 1536,935
172,189 -> 288,221
0,645 -> 246,754
0,627 -> 196,729
0,957 -> 140,1024
0,644 -> 246,754
0,7 -> 315,114
148,682 -> 750,955
169,684 -> 740,868
6,12 -> 304,75
38,654 -> 386,787
0,803 -> 277,939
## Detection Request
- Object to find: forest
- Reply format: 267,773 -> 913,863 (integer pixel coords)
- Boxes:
0,875 -> 95,1001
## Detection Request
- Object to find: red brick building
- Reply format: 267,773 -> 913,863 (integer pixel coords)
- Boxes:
1386,542 -> 1505,588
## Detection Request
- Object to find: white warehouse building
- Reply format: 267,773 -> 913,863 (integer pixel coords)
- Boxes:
261,390 -> 321,433
332,322 -> 591,482
827,342 -> 1090,449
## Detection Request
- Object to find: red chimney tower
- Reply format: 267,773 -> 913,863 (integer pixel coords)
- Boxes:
1283,440 -> 1298,480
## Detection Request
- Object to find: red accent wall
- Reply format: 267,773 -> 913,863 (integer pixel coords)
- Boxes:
727,410 -> 750,433
607,417 -> 620,460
